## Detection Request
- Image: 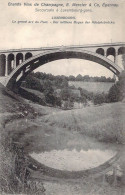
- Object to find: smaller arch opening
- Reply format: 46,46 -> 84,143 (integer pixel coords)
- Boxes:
106,47 -> 116,63
118,47 -> 125,70
118,47 -> 125,55
0,54 -> 6,76
25,52 -> 32,60
96,48 -> 104,56
107,47 -> 116,57
16,53 -> 23,66
8,54 -> 14,74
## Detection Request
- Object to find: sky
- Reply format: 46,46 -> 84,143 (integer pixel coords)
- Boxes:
0,0 -> 125,77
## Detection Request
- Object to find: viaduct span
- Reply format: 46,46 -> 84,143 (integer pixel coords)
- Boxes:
0,42 -> 125,90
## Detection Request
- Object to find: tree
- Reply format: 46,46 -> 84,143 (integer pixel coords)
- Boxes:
60,88 -> 72,101
93,93 -> 105,105
108,84 -> 120,102
21,74 -> 44,92
55,96 -> 62,107
80,95 -> 87,104
108,70 -> 125,102
60,79 -> 68,88
68,75 -> 75,81
43,80 -> 55,105
76,74 -> 83,81
83,75 -> 90,82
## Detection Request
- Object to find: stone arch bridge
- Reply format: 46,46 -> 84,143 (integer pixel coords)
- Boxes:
0,42 -> 125,90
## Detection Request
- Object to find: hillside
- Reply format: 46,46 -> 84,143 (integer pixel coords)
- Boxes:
39,102 -> 125,144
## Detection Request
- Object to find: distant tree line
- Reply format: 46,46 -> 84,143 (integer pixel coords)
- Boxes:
68,74 -> 115,82
27,72 -> 115,82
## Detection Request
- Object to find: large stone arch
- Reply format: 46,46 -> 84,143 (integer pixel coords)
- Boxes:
5,49 -> 122,90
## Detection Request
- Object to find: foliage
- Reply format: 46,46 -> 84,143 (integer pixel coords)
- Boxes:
21,73 -> 80,108
108,70 -> 125,102
0,126 -> 45,194
79,87 -> 93,101
93,93 -> 108,105
21,71 -> 124,107
62,100 -> 74,110
24,72 -> 115,83
21,73 -> 44,92
60,87 -> 72,101
71,74 -> 115,82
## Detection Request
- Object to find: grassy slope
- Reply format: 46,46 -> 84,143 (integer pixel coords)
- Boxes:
5,96 -> 125,155
1,81 -> 124,147
40,102 -> 125,143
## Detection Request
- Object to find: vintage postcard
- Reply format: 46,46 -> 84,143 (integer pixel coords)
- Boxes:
0,0 -> 125,194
